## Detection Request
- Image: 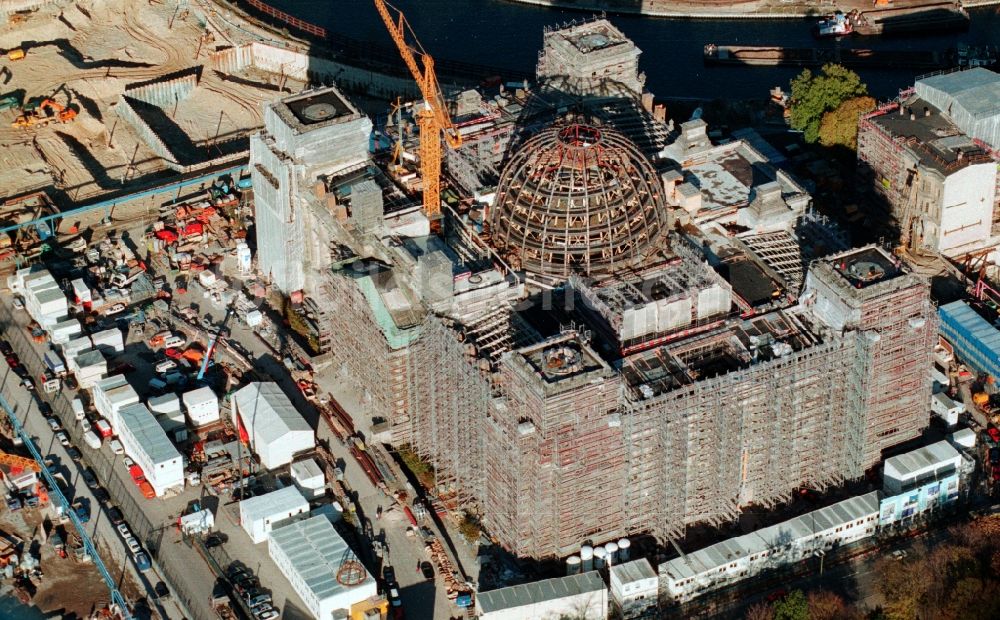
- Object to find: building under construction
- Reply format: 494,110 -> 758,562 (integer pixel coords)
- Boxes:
253,18 -> 937,560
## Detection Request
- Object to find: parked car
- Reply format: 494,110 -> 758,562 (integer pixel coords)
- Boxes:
154,581 -> 170,600
109,439 -> 124,455
73,501 -> 89,523
420,561 -> 434,580
117,523 -> 131,538
382,565 -> 396,585
125,537 -> 142,554
139,481 -> 155,499
21,377 -> 34,391
46,417 -> 61,431
4,354 -> 18,368
6,495 -> 22,511
134,552 -> 151,571
246,591 -> 272,608
81,468 -> 99,490
55,431 -> 70,446
66,446 -> 82,461
155,359 -> 177,373
123,456 -> 135,471
0,340 -> 12,356
105,303 -> 126,315
991,447 -> 1000,466
108,506 -> 124,525
64,375 -> 78,390
256,608 -> 279,620
38,402 -> 52,416
204,533 -> 227,548
12,296 -> 24,310
94,488 -> 110,503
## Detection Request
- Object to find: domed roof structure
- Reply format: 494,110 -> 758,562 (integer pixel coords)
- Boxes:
488,123 -> 669,279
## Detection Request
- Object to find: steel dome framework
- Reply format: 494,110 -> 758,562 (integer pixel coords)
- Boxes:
488,123 -> 669,279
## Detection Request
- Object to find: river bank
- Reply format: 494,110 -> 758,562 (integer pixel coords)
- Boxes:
502,0 -> 1000,19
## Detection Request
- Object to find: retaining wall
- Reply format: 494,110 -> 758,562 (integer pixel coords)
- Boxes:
211,41 -> 422,100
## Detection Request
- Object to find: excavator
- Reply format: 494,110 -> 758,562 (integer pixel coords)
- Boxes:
12,97 -> 76,128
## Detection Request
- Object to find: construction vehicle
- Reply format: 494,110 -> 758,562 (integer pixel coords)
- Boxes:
6,48 -> 24,62
12,97 -> 77,128
374,0 -> 462,221
0,448 -> 41,475
0,92 -> 23,112
197,304 -> 235,381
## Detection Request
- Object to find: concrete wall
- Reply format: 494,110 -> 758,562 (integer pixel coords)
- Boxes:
211,42 -> 420,100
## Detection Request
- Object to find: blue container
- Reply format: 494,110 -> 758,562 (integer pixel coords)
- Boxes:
939,301 -> 1000,380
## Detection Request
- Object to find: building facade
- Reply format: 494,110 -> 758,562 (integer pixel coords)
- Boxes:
857,68 -> 1000,258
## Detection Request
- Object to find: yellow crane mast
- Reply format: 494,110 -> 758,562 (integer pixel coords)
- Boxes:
373,0 -> 462,220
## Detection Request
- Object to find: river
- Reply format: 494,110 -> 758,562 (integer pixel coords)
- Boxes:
266,0 -> 1000,99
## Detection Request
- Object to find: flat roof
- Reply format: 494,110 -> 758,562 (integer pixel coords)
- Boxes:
283,89 -> 352,126
478,571 -> 605,614
884,440 -> 961,482
240,486 -> 307,523
119,403 -> 181,465
610,558 -> 657,585
268,515 -> 374,604
661,491 -> 879,582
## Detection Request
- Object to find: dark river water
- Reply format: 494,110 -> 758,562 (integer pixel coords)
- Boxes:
268,0 -> 1000,99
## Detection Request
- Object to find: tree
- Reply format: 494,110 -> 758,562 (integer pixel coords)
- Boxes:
458,511 -> 482,544
745,602 -> 775,620
818,96 -> 877,150
790,64 -> 869,144
807,589 -> 847,620
773,590 -> 809,620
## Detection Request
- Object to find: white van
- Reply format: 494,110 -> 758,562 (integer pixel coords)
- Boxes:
71,398 -> 85,421
82,430 -> 101,450
163,335 -> 186,349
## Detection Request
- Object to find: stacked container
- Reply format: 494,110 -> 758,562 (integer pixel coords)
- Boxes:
90,327 -> 125,355
148,393 -> 185,433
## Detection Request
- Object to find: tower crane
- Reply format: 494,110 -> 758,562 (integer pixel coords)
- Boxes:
373,0 -> 462,220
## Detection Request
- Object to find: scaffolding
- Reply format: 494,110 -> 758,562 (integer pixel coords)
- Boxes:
621,314 -> 854,543
486,331 -> 626,559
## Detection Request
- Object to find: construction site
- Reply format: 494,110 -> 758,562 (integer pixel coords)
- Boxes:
245,8 -> 939,564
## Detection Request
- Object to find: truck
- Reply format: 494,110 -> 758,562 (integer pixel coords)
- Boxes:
94,419 -> 112,438
42,349 -> 65,377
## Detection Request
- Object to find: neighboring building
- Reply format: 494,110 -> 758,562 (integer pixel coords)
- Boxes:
535,17 -> 645,97
660,491 -> 879,602
857,68 -> 1000,257
231,382 -> 315,469
116,403 -> 184,497
250,85 -> 371,292
879,440 -> 966,525
476,571 -> 608,620
239,486 -> 309,544
268,515 -> 379,620
939,300 -> 1000,380
609,559 -> 658,619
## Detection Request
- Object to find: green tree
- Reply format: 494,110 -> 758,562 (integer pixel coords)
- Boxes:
818,96 -> 877,150
790,64 -> 869,143
773,590 -> 809,620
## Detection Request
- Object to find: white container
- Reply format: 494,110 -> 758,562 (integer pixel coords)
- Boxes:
198,270 -> 217,288
91,327 -> 125,354
618,538 -> 631,562
245,310 -> 263,328
236,243 -> 252,274
593,546 -> 608,570
566,555 -> 582,575
183,386 -> 220,427
580,545 -> 594,572
605,541 -> 619,566
71,398 -> 85,421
